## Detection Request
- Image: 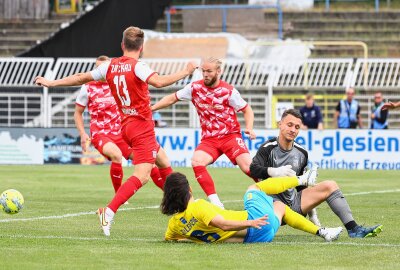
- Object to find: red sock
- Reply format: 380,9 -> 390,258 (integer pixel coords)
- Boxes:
193,166 -> 216,196
158,166 -> 173,189
107,176 -> 142,213
110,162 -> 123,192
245,169 -> 259,183
150,167 -> 164,190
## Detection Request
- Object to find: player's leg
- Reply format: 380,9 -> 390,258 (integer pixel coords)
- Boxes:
103,141 -> 124,193
223,134 -> 259,182
98,120 -> 157,236
92,135 -> 124,193
301,181 -> 382,238
251,180 -> 342,241
154,146 -> 173,190
191,140 -> 223,208
282,204 -> 342,242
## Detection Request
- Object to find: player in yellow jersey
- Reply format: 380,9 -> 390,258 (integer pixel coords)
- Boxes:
161,172 -> 343,243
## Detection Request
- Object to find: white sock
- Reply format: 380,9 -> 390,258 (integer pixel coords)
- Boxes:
208,194 -> 224,207
105,207 -> 115,218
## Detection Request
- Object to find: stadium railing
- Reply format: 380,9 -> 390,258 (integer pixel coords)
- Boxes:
165,4 -> 283,39
1,57 -> 400,128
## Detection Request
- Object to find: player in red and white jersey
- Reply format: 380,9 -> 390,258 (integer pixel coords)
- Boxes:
35,26 -> 197,236
74,56 -> 164,194
152,57 -> 257,208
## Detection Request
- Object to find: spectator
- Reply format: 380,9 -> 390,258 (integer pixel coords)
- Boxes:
299,93 -> 323,130
334,88 -> 362,129
370,91 -> 388,129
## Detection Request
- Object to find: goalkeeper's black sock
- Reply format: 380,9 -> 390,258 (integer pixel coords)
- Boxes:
345,220 -> 358,231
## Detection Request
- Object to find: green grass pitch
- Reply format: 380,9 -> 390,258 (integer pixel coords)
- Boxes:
0,165 -> 399,269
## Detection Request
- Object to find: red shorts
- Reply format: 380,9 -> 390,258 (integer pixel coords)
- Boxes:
195,133 -> 249,165
121,119 -> 159,165
91,133 -> 133,160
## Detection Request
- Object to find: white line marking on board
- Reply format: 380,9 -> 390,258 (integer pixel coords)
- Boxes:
0,189 -> 399,223
0,234 -> 399,248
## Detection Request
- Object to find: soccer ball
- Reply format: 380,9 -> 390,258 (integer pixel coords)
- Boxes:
0,189 -> 24,214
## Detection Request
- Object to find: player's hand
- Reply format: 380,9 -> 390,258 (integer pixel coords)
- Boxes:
80,133 -> 90,152
34,76 -> 52,87
249,215 -> 269,229
186,61 -> 198,75
268,165 -> 296,177
244,129 -> 256,140
382,102 -> 395,111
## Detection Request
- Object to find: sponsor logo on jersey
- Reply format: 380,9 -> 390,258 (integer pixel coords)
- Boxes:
122,108 -> 138,116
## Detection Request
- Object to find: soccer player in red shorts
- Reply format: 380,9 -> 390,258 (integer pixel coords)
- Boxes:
152,57 -> 257,208
35,26 -> 197,236
74,55 -> 165,193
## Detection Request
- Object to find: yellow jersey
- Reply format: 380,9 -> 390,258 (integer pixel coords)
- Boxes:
165,199 -> 248,243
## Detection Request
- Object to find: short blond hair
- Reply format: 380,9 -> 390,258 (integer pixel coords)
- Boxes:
201,57 -> 223,70
96,55 -> 109,62
122,26 -> 144,51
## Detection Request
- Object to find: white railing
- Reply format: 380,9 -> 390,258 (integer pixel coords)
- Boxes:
1,57 -> 400,128
351,58 -> 400,89
0,57 -> 54,86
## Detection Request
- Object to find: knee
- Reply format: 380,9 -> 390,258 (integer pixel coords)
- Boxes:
274,201 -> 286,217
108,152 -> 122,163
191,157 -> 205,167
136,174 -> 150,185
321,180 -> 339,193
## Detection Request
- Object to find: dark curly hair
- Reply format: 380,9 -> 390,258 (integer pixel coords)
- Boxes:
161,172 -> 191,216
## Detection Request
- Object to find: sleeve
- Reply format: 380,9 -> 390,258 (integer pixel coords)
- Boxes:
164,221 -> 182,241
357,105 -> 361,116
335,101 -> 341,112
90,61 -> 110,81
228,88 -> 247,112
75,85 -> 88,107
134,61 -> 157,83
316,106 -> 323,123
176,83 -> 193,101
193,200 -> 219,226
249,145 -> 272,180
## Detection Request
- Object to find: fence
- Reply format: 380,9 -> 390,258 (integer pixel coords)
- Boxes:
1,57 -> 400,129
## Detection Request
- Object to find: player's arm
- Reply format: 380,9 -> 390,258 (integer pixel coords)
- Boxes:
382,101 -> 400,111
34,72 -> 94,88
151,93 -> 179,111
74,105 -> 90,152
148,61 -> 197,88
152,83 -> 193,111
249,146 -> 272,179
209,214 -> 268,231
242,105 -> 256,140
230,89 -> 256,139
250,145 -> 295,179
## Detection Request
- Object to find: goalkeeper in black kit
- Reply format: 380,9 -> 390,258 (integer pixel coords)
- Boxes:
249,109 -> 383,238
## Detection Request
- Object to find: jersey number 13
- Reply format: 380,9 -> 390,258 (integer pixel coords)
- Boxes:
113,75 -> 131,106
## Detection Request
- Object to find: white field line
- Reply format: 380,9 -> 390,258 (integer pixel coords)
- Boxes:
0,234 -> 399,248
1,189 -> 399,223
